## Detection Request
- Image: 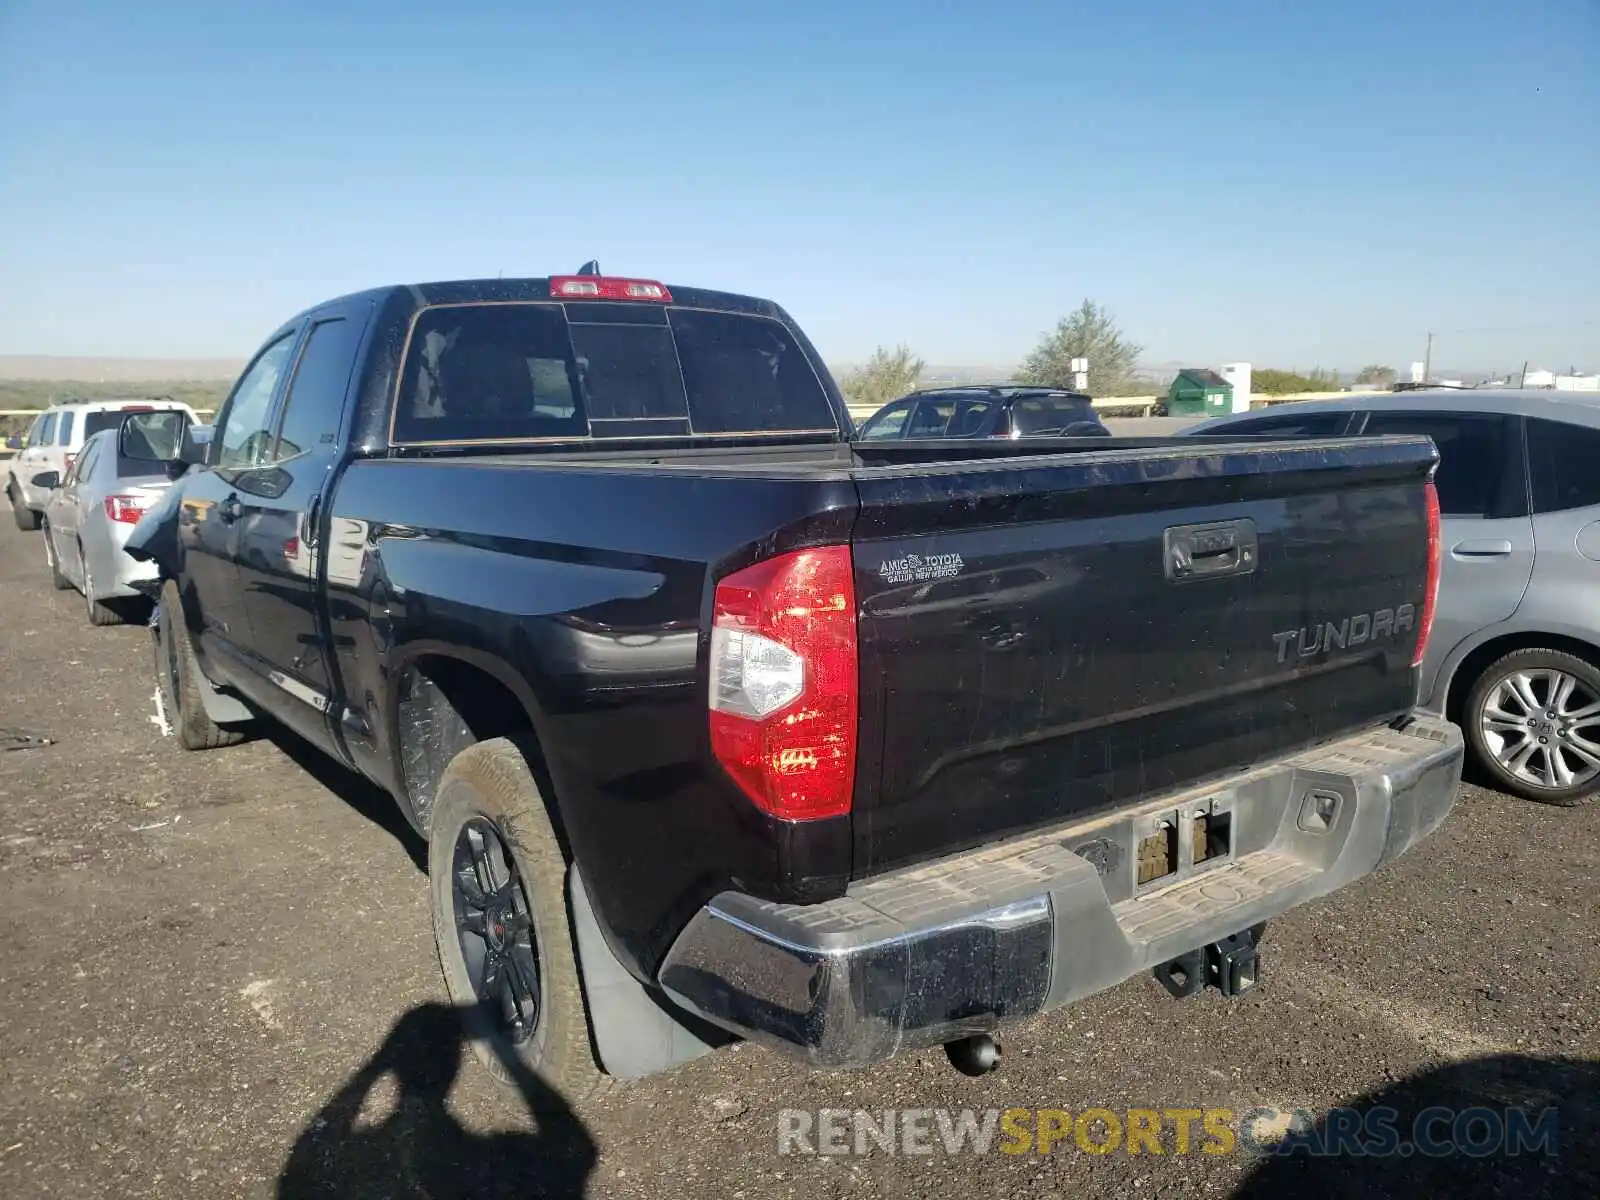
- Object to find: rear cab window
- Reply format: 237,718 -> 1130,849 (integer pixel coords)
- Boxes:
393,301 -> 838,444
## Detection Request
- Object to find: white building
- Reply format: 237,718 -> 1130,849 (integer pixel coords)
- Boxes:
1521,369 -> 1599,391
1555,374 -> 1600,392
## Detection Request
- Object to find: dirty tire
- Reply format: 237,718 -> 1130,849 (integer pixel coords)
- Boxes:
42,523 -> 71,590
1464,647 -> 1600,807
156,579 -> 246,750
9,484 -> 40,531
429,738 -> 611,1108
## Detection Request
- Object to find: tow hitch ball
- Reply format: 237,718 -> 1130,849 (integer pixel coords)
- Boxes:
1153,923 -> 1266,1000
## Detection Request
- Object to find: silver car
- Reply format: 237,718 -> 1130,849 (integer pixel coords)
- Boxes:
1185,388 -> 1600,806
35,412 -> 191,626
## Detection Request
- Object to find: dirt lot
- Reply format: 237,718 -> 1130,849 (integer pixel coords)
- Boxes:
0,515 -> 1596,1199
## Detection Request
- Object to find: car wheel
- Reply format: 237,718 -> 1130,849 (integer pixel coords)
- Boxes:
1464,647 -> 1600,806
42,521 -> 71,590
79,543 -> 125,626
154,579 -> 246,750
9,483 -> 40,531
429,738 -> 611,1108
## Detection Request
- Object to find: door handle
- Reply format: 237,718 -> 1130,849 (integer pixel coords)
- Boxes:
304,492 -> 323,549
217,493 -> 242,524
1450,538 -> 1513,559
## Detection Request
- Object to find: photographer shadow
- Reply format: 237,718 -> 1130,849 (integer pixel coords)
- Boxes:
278,1002 -> 597,1200
1232,1053 -> 1599,1199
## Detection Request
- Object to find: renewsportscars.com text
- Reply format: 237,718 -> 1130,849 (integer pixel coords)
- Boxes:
776,1105 -> 1562,1159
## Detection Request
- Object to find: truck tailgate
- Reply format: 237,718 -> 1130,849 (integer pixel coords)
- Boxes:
849,435 -> 1437,876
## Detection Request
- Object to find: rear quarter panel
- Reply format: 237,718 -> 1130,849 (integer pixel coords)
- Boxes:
325,456 -> 859,977
1423,501 -> 1600,712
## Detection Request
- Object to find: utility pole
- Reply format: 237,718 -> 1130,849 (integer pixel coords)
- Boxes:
1422,332 -> 1433,385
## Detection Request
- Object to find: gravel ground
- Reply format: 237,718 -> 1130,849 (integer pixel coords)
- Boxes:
0,514 -> 1596,1199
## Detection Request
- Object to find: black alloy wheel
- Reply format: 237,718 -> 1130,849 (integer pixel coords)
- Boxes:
451,817 -> 542,1045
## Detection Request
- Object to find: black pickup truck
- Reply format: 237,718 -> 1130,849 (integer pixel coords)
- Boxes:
127,271 -> 1462,1100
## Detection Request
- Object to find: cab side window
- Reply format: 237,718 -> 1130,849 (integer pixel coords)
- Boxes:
37,413 -> 58,446
216,334 -> 299,470
57,412 -> 76,446
271,318 -> 358,460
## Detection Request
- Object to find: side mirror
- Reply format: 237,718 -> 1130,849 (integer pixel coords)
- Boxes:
180,424 -> 215,467
119,411 -> 189,463
30,470 -> 60,490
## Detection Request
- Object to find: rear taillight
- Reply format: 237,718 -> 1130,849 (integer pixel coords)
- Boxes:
104,495 -> 148,524
63,454 -> 75,476
1413,480 -> 1441,667
708,545 -> 858,821
549,275 -> 672,302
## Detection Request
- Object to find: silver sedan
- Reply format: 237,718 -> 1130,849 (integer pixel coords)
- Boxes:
37,414 -> 187,626
1183,388 -> 1600,806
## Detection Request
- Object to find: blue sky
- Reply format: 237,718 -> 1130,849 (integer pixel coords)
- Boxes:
1,0 -> 1595,373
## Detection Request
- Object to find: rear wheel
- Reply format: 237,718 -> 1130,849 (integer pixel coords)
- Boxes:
1465,647 -> 1600,806
155,579 -> 246,750
79,543 -> 124,626
428,738 -> 610,1107
41,522 -> 71,590
9,484 -> 40,531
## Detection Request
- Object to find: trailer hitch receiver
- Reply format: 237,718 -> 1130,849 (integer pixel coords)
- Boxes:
1153,923 -> 1265,1000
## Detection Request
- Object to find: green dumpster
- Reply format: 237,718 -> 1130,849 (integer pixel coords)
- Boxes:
1166,369 -> 1234,417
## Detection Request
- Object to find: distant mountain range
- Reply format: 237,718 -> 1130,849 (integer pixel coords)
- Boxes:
0,355 -> 245,382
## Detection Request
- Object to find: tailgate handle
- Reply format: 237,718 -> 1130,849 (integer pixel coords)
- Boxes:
1164,519 -> 1258,582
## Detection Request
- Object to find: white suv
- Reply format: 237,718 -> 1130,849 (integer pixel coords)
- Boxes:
6,398 -> 200,530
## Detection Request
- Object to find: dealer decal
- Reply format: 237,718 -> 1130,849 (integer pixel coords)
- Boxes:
878,552 -> 965,585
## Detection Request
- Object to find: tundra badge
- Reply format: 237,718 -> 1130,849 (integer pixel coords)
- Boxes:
1273,605 -> 1416,663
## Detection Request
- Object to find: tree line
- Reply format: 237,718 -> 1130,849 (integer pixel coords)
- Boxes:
837,301 -> 1405,408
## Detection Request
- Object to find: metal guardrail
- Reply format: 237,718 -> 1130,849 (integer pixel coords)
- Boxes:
0,397 -> 1344,458
847,393 -> 1340,424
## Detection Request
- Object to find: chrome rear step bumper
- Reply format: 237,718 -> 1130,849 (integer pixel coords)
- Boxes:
658,713 -> 1462,1069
